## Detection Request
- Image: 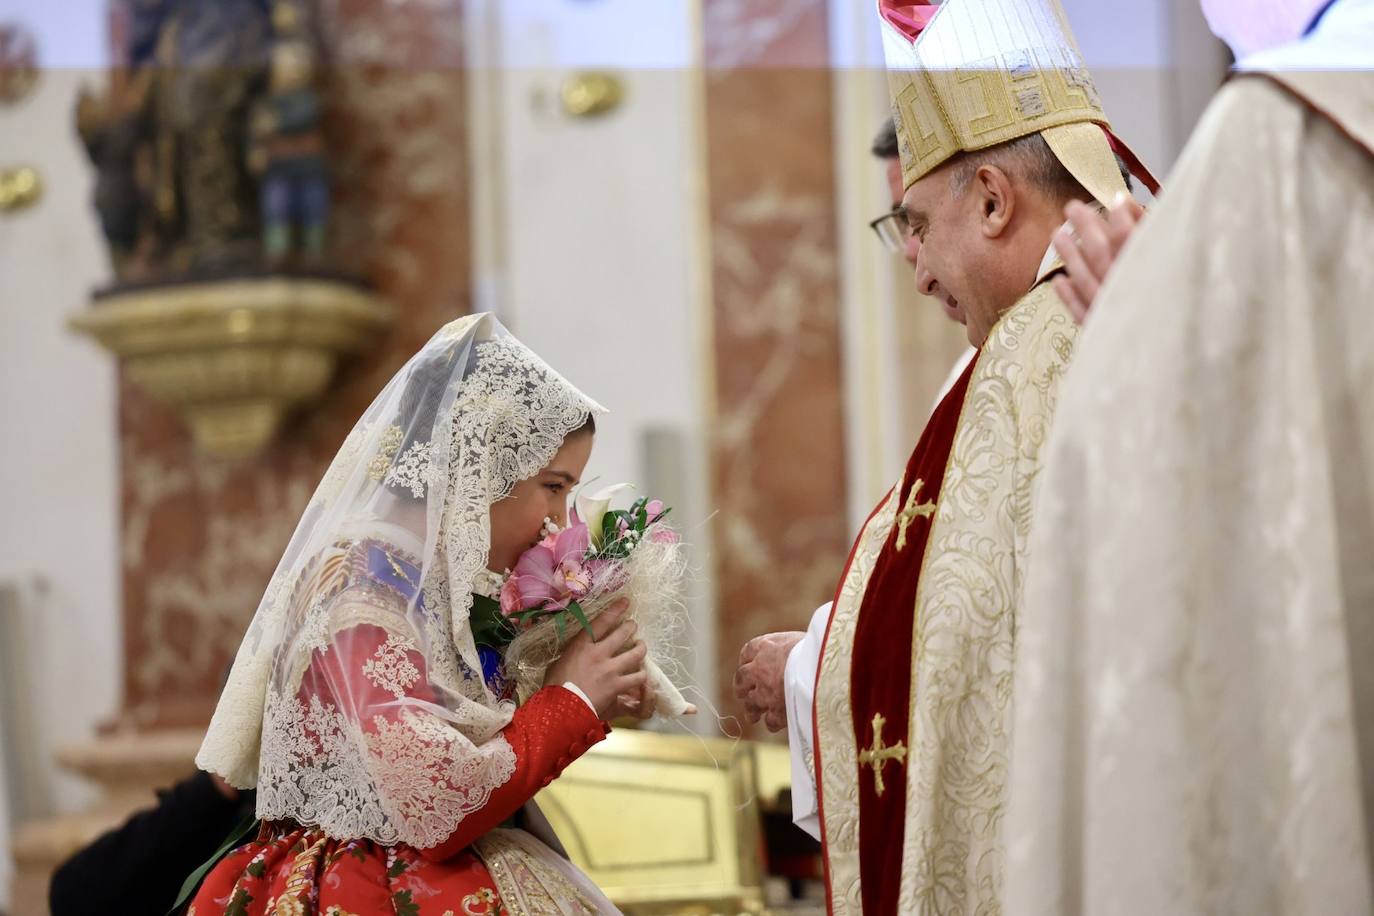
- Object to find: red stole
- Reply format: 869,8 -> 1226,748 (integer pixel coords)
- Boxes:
848,353 -> 976,913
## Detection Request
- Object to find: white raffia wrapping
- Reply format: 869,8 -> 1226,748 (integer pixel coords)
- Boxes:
504,525 -> 692,718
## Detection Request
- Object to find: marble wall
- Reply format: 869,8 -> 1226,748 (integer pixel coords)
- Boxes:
701,0 -> 851,720
0,12 -> 120,851
117,0 -> 475,725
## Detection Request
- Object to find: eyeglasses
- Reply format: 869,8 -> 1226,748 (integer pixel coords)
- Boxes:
869,205 -> 910,253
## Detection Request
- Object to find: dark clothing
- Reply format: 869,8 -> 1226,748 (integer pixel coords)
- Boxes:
49,771 -> 255,916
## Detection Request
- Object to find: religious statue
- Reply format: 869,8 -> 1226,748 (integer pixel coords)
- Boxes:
74,0 -> 335,283
76,71 -> 155,274
249,0 -> 329,268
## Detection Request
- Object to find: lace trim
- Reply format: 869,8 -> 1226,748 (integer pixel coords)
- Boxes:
430,335 -> 603,700
473,569 -> 505,600
205,318 -> 603,844
256,688 -> 518,848
384,439 -> 437,498
362,634 -> 422,700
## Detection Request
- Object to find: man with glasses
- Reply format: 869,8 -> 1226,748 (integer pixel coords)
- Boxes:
728,120 -> 979,841
869,119 -> 965,327
734,0 -> 1158,909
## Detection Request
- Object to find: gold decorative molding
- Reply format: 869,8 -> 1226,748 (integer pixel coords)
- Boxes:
69,276 -> 392,459
536,729 -> 771,914
0,164 -> 42,212
560,71 -> 625,118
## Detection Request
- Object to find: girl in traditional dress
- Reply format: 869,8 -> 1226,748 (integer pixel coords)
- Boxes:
190,314 -> 651,914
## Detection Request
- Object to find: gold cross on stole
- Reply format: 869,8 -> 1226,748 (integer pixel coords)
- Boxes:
857,713 -> 907,797
894,479 -> 936,551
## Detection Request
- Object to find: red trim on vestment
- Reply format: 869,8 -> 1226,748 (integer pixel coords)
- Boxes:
849,354 -> 976,914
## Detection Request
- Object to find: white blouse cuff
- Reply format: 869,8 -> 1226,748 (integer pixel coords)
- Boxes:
561,681 -> 598,716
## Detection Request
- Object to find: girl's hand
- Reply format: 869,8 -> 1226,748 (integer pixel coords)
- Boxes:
615,675 -> 657,722
544,599 -> 648,720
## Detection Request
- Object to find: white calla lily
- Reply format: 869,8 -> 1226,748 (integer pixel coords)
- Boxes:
574,482 -> 634,549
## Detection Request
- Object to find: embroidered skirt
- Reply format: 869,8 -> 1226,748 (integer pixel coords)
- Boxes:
188,822 -> 508,916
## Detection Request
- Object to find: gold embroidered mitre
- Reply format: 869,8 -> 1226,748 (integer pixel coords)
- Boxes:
878,0 -> 1158,204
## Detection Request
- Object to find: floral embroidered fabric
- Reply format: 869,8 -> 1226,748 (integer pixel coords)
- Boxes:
197,314 -> 606,852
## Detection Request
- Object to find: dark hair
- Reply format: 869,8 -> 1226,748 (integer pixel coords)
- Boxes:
1115,153 -> 1135,194
871,118 -> 900,160
947,132 -> 1134,206
396,345 -> 463,441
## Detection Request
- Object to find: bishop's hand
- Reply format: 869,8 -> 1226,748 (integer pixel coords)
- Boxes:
733,631 -> 805,732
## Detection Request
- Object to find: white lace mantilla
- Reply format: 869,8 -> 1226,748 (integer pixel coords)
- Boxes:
256,688 -> 518,847
198,314 -> 605,849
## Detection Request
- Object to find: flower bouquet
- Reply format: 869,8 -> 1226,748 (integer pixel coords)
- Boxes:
495,484 -> 692,717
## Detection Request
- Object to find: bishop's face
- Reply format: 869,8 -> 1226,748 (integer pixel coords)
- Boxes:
886,156 -> 964,325
901,167 -> 1001,346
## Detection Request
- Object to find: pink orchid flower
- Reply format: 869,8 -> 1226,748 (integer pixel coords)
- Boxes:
504,522 -> 591,614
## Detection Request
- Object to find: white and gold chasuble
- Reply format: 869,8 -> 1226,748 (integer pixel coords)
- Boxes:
814,276 -> 1078,914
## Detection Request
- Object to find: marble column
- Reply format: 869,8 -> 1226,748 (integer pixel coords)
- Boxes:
117,0 -> 476,728
700,0 -> 851,723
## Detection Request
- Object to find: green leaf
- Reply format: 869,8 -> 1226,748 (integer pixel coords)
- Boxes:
225,889 -> 254,916
165,812 -> 259,916
566,601 -> 594,638
514,607 -> 552,628
245,860 -> 265,878
470,593 -> 519,648
555,612 -> 566,643
601,511 -> 622,548
387,856 -> 409,878
392,889 -> 421,916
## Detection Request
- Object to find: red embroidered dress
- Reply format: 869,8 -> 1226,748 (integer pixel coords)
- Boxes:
192,316 -> 618,914
190,539 -> 611,915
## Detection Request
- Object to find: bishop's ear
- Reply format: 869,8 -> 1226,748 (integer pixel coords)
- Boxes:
973,164 -> 1015,239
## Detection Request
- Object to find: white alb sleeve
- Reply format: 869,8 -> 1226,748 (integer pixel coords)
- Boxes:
784,602 -> 833,841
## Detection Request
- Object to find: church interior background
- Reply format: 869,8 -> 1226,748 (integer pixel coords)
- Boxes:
0,0 -> 1227,911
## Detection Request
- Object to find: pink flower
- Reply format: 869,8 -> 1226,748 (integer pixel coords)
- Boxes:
645,499 -> 665,519
499,575 -> 523,617
506,522 -> 591,613
650,525 -> 679,545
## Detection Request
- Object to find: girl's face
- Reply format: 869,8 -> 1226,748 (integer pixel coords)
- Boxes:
487,430 -> 594,573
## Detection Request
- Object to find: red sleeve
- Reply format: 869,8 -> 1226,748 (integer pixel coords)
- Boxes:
418,684 -> 608,862
299,623 -> 608,863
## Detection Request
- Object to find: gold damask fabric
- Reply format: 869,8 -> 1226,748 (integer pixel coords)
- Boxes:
816,488 -> 902,912
1005,74 -> 1374,915
896,281 -> 1077,914
815,280 -> 1078,914
878,0 -> 1138,205
476,828 -> 614,914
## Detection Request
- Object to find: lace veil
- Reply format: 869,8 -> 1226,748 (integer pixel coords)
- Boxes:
196,313 -> 606,848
